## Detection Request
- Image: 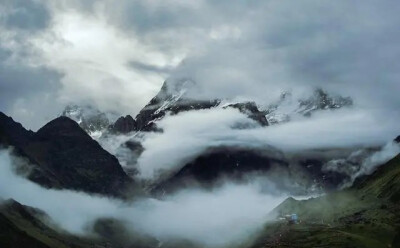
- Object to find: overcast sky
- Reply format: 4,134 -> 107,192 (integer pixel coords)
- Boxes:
0,0 -> 399,130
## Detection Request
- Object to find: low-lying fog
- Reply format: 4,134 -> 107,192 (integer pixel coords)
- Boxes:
0,150 -> 288,247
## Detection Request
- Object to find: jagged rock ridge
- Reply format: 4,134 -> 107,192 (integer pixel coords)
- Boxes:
96,81 -> 269,135
108,115 -> 137,134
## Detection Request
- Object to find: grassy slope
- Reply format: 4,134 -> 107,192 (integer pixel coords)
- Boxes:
0,214 -> 51,248
248,155 -> 400,248
0,200 -> 112,248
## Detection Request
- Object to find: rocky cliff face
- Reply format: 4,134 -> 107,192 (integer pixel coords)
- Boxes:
0,112 -> 136,197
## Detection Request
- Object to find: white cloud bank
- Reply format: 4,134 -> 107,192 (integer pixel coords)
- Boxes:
137,107 -> 400,179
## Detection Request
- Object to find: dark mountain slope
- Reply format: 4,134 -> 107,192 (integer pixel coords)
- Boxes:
0,112 -> 33,148
151,148 -> 351,196
0,112 -> 136,197
26,117 -> 135,197
152,148 -> 287,195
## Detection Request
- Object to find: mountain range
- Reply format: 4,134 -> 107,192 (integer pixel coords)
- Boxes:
58,82 -> 360,194
0,80 -> 399,248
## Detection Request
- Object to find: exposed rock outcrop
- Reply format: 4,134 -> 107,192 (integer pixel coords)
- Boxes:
225,102 -> 269,126
108,115 -> 137,134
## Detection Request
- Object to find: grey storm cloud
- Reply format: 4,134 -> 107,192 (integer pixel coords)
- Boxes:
128,60 -> 174,74
166,1 -> 400,109
0,47 -> 61,109
0,0 -> 63,130
0,45 -> 63,130
106,1 -> 225,33
0,0 -> 399,130
1,0 -> 51,31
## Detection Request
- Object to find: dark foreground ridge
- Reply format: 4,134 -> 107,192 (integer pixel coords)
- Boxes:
0,112 -> 136,197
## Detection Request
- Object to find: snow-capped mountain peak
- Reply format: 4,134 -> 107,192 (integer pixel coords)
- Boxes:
265,88 -> 353,125
61,104 -> 119,139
